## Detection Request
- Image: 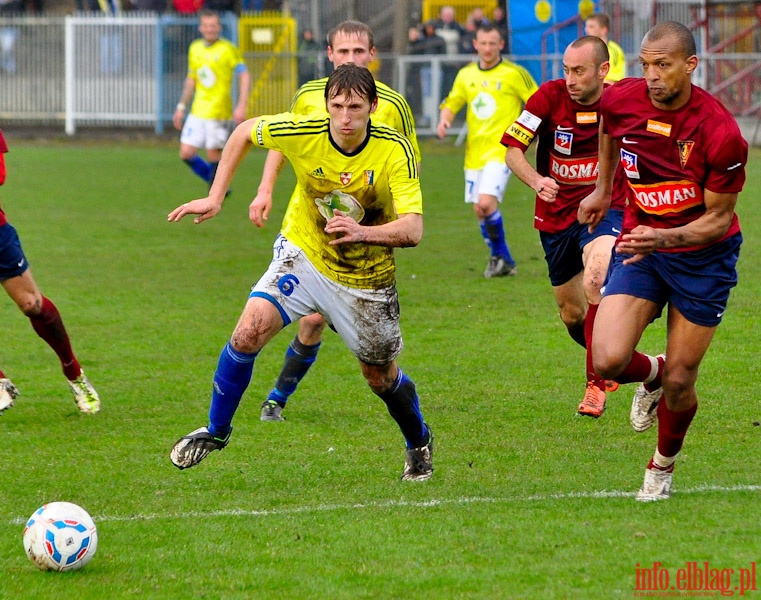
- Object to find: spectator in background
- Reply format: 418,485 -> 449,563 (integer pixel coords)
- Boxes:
130,0 -> 166,11
408,21 -> 446,122
459,17 -> 478,54
584,12 -> 625,83
491,5 -> 509,47
0,0 -> 24,74
433,4 -> 465,54
172,0 -> 203,14
297,28 -> 321,86
469,7 -> 489,28
433,5 -> 466,98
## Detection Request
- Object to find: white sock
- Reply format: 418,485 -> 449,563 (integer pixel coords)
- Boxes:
652,449 -> 677,469
643,355 -> 660,385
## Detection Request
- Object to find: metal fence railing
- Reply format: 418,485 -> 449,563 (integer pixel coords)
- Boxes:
2,14 -> 760,138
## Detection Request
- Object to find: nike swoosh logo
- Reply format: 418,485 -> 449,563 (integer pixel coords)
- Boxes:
727,163 -> 742,171
17,259 -> 24,267
612,228 -> 621,234
557,126 -> 573,131
621,137 -> 638,144
716,311 -> 725,318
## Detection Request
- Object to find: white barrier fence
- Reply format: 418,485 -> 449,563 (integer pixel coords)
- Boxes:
1,15 -> 760,138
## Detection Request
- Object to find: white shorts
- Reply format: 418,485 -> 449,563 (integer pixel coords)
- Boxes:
250,236 -> 404,365
464,161 -> 511,203
180,114 -> 232,150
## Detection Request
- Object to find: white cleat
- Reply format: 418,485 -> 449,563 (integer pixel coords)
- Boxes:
0,378 -> 20,413
630,384 -> 663,432
68,371 -> 101,414
635,467 -> 673,502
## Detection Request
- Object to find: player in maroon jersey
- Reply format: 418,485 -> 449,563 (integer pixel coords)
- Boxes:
578,22 -> 748,501
501,36 -> 664,418
0,129 -> 100,414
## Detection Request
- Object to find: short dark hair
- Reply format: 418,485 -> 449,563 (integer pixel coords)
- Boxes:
643,21 -> 697,57
476,24 -> 502,39
327,20 -> 375,50
586,13 -> 610,30
570,35 -> 610,66
325,63 -> 377,105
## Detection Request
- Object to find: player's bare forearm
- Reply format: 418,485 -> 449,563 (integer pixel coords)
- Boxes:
619,191 -> 738,258
505,146 -> 559,202
326,212 -> 423,248
249,150 -> 288,227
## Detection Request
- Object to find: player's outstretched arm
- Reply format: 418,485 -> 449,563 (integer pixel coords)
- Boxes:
173,77 -> 195,131
326,212 -> 423,248
437,107 -> 455,139
249,149 -> 287,228
168,118 -> 258,225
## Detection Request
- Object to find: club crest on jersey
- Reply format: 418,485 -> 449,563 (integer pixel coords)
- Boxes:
554,130 -> 573,156
620,149 -> 640,179
364,170 -> 374,185
677,140 -> 694,169
340,172 -> 352,185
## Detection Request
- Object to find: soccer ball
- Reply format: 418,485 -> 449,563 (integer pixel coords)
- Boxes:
23,502 -> 98,571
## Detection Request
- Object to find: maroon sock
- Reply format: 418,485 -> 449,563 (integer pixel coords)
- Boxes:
656,398 -> 697,458
613,351 -> 655,384
0,369 -> 5,378
585,303 -> 605,387
29,296 -> 81,380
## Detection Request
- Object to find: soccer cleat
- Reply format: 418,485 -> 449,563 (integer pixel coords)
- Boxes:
401,428 -> 434,481
260,400 -> 285,422
605,380 -> 619,392
68,371 -> 100,414
0,378 -> 20,413
630,385 -> 663,432
170,426 -> 231,470
635,465 -> 674,502
484,256 -> 517,278
577,382 -> 606,418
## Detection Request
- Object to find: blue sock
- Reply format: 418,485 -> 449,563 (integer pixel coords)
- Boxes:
267,337 -> 321,406
207,161 -> 219,185
484,210 -> 515,265
184,156 -> 211,183
479,220 -> 494,255
377,369 -> 428,448
208,342 -> 257,438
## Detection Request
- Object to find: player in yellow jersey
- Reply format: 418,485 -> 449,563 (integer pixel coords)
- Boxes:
584,13 -> 626,83
437,25 -> 537,278
173,10 -> 251,190
251,20 -> 421,423
168,64 -> 434,482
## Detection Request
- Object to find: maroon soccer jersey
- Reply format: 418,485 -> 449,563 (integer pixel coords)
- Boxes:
501,79 -> 626,233
601,78 -> 747,251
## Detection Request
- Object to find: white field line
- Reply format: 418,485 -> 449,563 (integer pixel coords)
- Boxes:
6,484 -> 761,526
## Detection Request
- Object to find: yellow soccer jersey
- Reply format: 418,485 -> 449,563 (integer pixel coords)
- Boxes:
187,38 -> 245,120
251,113 -> 422,289
440,59 -> 538,169
290,77 -> 421,164
606,40 -> 626,82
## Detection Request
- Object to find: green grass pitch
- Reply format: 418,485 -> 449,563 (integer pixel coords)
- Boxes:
0,137 -> 759,598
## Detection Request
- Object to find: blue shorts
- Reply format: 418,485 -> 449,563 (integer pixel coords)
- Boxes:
540,209 -> 623,286
0,222 -> 29,281
602,233 -> 742,327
